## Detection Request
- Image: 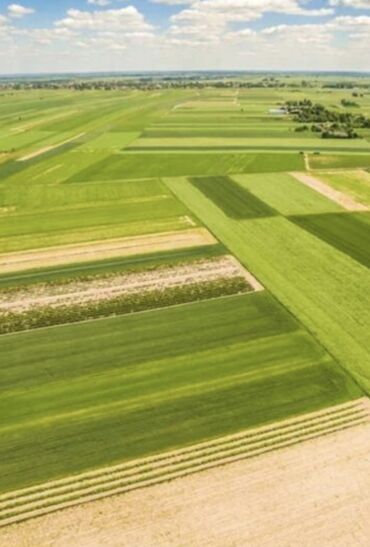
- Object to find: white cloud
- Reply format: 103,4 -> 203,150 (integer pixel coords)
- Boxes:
88,0 -> 111,6
167,0 -> 334,46
55,6 -> 153,33
1,1 -> 370,73
7,3 -> 35,18
329,0 -> 370,8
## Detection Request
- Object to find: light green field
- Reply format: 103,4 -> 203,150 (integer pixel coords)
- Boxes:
233,173 -> 343,215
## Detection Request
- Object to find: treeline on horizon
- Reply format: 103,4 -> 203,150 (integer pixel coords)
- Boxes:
1,74 -> 370,91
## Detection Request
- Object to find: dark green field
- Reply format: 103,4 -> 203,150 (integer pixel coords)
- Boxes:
290,213 -> 370,269
190,176 -> 277,219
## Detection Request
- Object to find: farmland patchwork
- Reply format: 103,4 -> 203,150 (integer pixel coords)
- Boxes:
0,85 -> 369,528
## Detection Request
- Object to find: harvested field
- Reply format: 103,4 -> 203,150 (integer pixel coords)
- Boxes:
291,171 -> 369,211
0,398 -> 368,534
0,255 -> 255,314
0,228 -> 216,274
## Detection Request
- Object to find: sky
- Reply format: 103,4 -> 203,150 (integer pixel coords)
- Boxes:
0,0 -> 369,74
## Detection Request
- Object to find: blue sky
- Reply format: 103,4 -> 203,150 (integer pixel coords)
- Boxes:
0,0 -> 369,73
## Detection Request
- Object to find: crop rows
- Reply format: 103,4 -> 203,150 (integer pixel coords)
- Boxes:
0,398 -> 368,528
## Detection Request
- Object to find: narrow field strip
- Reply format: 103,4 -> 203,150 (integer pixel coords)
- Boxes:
0,398 -> 368,528
0,255 -> 256,333
0,255 -> 252,314
17,133 -> 86,162
291,171 -> 369,211
0,228 -> 216,274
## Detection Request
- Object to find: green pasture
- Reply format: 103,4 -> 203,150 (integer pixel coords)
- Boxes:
233,172 -> 344,215
165,176 -> 370,393
0,293 -> 360,494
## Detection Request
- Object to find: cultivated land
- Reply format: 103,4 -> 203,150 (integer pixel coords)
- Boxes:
4,419 -> 369,547
0,79 -> 369,536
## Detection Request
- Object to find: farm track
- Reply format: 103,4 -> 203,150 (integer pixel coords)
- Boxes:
0,398 -> 368,528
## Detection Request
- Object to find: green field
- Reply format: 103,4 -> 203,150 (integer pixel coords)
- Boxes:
69,151 -> 305,181
0,293 -> 360,493
165,175 -> 370,392
0,83 -> 369,505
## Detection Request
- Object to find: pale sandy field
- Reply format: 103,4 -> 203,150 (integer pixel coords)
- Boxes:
2,421 -> 370,547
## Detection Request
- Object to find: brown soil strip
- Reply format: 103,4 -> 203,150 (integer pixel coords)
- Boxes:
290,171 -> 369,211
1,401 -> 370,546
17,133 -> 85,162
0,228 -> 217,274
0,255 -> 251,314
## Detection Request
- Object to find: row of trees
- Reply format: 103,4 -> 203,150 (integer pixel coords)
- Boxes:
286,99 -> 370,139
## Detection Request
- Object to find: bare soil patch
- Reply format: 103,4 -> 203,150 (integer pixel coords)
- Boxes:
2,404 -> 370,547
0,228 -> 216,274
291,171 -> 369,211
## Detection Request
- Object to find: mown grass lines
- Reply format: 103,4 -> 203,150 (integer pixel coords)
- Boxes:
0,398 -> 368,527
